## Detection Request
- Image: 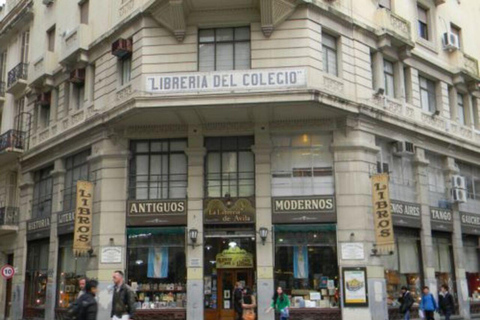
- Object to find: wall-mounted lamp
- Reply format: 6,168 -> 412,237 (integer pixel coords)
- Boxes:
225,193 -> 233,207
189,228 -> 199,248
259,227 -> 269,245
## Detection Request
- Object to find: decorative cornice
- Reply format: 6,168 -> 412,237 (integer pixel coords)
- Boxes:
260,0 -> 298,37
150,0 -> 187,42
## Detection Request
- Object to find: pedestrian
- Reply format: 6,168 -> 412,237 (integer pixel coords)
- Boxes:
77,277 -> 87,298
419,286 -> 437,320
77,279 -> 98,320
242,287 -> 256,320
398,286 -> 414,320
110,270 -> 137,320
267,286 -> 290,320
439,284 -> 455,320
233,281 -> 244,320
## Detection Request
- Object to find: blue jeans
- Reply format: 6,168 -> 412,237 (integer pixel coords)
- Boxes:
444,310 -> 452,320
280,317 -> 288,320
403,310 -> 410,320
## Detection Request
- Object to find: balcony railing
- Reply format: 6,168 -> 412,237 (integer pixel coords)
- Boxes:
7,62 -> 28,88
0,129 -> 26,152
0,81 -> 5,97
0,207 -> 19,226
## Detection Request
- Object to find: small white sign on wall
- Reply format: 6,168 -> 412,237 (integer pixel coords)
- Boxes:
341,243 -> 365,260
189,258 -> 201,268
101,246 -> 123,264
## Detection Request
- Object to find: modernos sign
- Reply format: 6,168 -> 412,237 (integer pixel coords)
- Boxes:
146,68 -> 307,94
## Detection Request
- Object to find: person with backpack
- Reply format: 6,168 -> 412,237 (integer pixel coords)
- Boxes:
111,270 -> 137,320
419,286 -> 437,320
439,284 -> 455,320
398,286 -> 414,320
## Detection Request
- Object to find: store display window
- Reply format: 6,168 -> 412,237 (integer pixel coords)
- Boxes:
433,232 -> 457,304
25,240 -> 49,309
127,227 -> 186,309
274,224 -> 339,308
56,236 -> 88,308
464,235 -> 480,299
382,228 -> 423,306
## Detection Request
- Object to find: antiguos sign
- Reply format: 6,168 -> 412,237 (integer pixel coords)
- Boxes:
73,181 -> 94,256
146,68 -> 307,94
371,173 -> 395,254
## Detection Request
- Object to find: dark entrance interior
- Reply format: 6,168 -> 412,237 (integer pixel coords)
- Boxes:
204,232 -> 256,320
4,253 -> 13,319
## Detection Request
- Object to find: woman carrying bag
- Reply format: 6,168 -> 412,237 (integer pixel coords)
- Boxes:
267,286 -> 290,320
242,287 -> 256,320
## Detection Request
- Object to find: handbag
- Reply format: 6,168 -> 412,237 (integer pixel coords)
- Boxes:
242,310 -> 256,320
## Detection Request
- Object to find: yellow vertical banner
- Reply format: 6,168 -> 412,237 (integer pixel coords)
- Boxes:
371,173 -> 395,254
73,180 -> 94,256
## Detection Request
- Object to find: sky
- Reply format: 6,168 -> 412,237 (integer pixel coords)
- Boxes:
0,0 -> 5,6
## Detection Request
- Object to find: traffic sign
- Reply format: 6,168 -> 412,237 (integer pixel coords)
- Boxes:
1,264 -> 15,280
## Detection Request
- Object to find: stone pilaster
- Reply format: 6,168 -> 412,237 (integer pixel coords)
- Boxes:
372,51 -> 384,94
443,157 -> 470,318
185,126 -> 206,320
44,159 -> 66,320
10,172 -> 34,320
413,148 -> 437,296
86,136 -> 130,320
332,123 -> 386,320
449,86 -> 459,122
393,61 -> 405,100
252,123 -> 274,320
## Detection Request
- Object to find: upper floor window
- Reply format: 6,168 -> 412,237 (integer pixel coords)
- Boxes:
458,162 -> 480,201
419,76 -> 436,113
20,30 -> 30,63
271,133 -> 334,196
63,150 -> 90,212
120,55 -> 132,85
379,0 -> 391,10
205,136 -> 254,198
384,60 -> 395,97
32,166 -> 54,218
198,27 -> 251,71
426,151 -> 445,195
417,5 -> 429,40
322,33 -> 338,76
457,93 -> 466,125
74,83 -> 85,109
129,140 -> 187,200
47,26 -> 56,52
0,51 -> 7,85
80,0 -> 89,25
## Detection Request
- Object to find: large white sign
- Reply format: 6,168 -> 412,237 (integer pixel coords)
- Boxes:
146,68 -> 307,94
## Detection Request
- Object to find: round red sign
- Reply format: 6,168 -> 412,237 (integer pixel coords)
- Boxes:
1,264 -> 15,280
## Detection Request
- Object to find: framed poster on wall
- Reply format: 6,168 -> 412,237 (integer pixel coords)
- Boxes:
342,267 -> 368,307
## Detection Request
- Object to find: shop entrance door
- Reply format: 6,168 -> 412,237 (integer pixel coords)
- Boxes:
217,269 -> 253,320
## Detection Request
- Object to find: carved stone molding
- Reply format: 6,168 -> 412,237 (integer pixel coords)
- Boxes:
260,0 -> 297,37
151,0 -> 187,42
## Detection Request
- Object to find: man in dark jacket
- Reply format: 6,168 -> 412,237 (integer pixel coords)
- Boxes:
111,270 -> 137,320
398,286 -> 414,320
77,279 -> 98,320
439,284 -> 455,320
233,281 -> 243,320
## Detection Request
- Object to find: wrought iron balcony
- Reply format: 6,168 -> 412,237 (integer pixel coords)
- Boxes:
7,62 -> 28,95
0,129 -> 26,153
0,207 -> 19,226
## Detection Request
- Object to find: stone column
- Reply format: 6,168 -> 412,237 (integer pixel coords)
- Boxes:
185,126 -> 206,320
443,157 -> 470,318
372,51 -> 384,94
86,136 -> 130,320
44,159 -> 66,320
393,61 -> 405,100
10,172 -> 34,320
252,123 -> 274,320
449,86 -> 459,122
332,122 -> 387,320
413,148 -> 438,297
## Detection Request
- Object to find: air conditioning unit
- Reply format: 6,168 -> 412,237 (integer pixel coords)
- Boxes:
442,32 -> 460,51
452,188 -> 467,203
42,0 -> 54,5
112,38 -> 133,58
36,92 -> 51,106
392,141 -> 415,156
69,68 -> 85,84
452,175 -> 466,189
